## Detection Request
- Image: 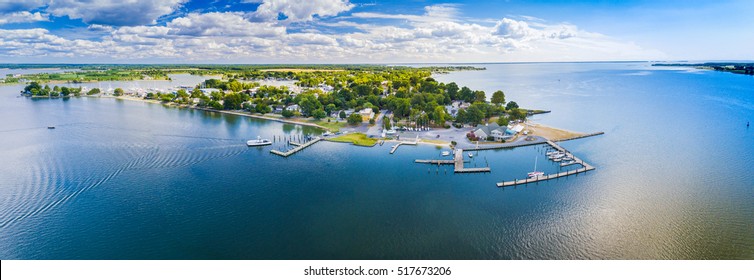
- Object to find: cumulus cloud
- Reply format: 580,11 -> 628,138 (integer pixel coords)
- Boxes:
0,2 -> 664,62
167,12 -> 286,37
0,11 -> 49,25
47,0 -> 187,26
249,0 -> 354,22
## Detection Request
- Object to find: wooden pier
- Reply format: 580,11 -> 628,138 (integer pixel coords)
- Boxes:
415,149 -> 490,173
270,137 -> 321,157
496,140 -> 594,187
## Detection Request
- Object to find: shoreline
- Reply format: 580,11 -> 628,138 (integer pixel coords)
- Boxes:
108,95 -> 331,131
20,94 -> 602,150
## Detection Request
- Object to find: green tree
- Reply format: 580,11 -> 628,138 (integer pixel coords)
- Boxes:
347,113 -> 362,125
505,101 -> 519,111
312,108 -> 326,120
297,93 -> 322,116
223,93 -> 244,110
474,90 -> 486,103
491,90 -> 505,105
87,88 -> 101,95
60,87 -> 71,97
509,108 -> 527,121
325,103 -> 337,116
256,104 -> 271,114
446,82 -> 459,100
160,93 -> 175,103
113,88 -> 124,96
23,82 -> 41,94
465,104 -> 485,125
459,86 -> 474,102
281,109 -> 294,118
432,106 -> 446,125
339,110 -> 347,119
496,116 -> 510,126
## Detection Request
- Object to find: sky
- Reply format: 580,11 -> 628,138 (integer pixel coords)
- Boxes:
0,0 -> 752,64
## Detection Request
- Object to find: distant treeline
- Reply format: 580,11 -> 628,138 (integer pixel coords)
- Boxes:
653,62 -> 754,75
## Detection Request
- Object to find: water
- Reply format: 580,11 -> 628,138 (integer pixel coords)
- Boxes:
1,63 -> 752,259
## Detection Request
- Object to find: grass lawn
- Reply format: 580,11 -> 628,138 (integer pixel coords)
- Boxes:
312,119 -> 347,132
329,133 -> 378,147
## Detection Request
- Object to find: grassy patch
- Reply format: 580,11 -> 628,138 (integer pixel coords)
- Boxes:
312,119 -> 346,132
329,133 -> 377,147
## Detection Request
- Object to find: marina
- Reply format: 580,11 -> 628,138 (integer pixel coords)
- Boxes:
270,137 -> 321,157
496,141 -> 595,187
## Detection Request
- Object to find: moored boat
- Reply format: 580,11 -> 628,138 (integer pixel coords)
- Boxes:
247,136 -> 272,147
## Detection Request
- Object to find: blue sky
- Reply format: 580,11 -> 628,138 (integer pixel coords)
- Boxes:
0,0 -> 751,63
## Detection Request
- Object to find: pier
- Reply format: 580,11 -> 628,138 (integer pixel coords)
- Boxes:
389,137 -> 419,154
496,140 -> 594,187
270,137 -> 321,157
415,149 -> 490,173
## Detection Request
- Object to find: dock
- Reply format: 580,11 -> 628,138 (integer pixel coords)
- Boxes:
415,149 -> 490,173
389,137 -> 419,154
270,137 -> 321,157
496,140 -> 594,187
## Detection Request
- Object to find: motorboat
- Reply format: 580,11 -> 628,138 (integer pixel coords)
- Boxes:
549,153 -> 565,160
468,153 -> 474,158
47,126 -> 55,129
246,136 -> 272,147
441,151 -> 451,156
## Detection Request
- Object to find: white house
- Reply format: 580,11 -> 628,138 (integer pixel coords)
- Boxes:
359,108 -> 375,121
473,123 -> 514,141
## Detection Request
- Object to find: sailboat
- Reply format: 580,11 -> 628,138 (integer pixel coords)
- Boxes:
527,157 -> 545,179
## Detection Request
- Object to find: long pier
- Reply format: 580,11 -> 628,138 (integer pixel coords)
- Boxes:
496,140 -> 593,187
415,149 -> 490,173
554,132 -> 604,142
270,137 -> 321,157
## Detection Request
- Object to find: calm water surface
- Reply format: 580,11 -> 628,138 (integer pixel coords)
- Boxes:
0,63 -> 752,259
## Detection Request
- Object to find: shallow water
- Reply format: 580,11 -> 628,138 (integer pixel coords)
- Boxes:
0,63 -> 752,259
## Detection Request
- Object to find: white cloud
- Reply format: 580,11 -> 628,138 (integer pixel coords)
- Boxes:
0,3 -> 665,63
0,11 -> 49,25
249,0 -> 354,22
167,12 -> 286,37
47,0 -> 187,26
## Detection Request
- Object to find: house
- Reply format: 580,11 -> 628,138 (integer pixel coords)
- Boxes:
337,109 -> 354,119
285,104 -> 300,112
273,105 -> 284,114
473,123 -> 514,141
445,105 -> 458,117
359,108 -> 375,122
445,101 -> 470,117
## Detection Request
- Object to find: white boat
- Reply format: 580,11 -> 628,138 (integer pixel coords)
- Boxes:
246,136 -> 272,147
528,157 -> 545,179
549,153 -> 565,159
468,153 -> 473,158
441,151 -> 451,156
546,151 -> 560,156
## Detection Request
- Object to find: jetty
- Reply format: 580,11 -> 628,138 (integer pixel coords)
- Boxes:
415,149 -> 490,173
496,140 -> 594,187
270,137 -> 321,157
389,136 -> 419,154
